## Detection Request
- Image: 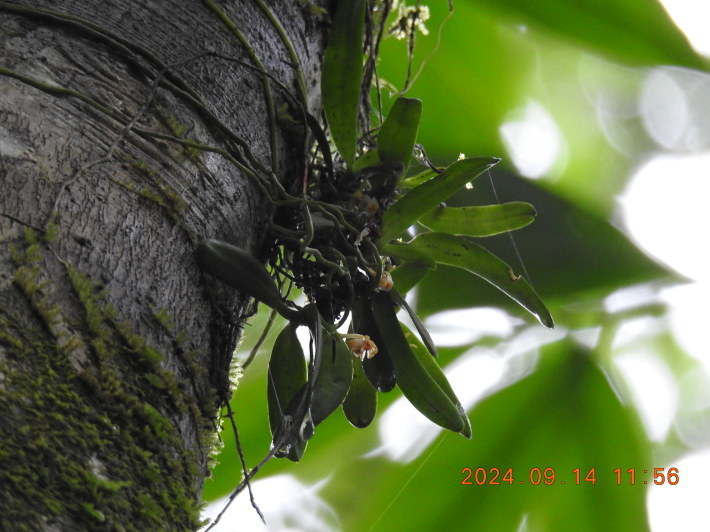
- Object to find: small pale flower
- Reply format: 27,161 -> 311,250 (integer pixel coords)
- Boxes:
378,270 -> 394,292
344,334 -> 378,360
389,3 -> 431,40
365,196 -> 379,215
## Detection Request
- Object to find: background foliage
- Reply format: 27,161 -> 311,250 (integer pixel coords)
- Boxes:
203,1 -> 708,530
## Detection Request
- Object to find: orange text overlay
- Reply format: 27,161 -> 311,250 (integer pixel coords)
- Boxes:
460,467 -> 680,486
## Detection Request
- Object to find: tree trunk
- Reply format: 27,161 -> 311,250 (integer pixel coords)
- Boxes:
0,1 -> 326,529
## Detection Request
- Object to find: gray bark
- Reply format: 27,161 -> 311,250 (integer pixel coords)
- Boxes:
0,1 -> 326,529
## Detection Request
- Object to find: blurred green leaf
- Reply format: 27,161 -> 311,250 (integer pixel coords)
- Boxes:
378,2 -> 531,158
475,0 -> 705,70
322,0 -> 366,168
420,202 -> 537,237
335,339 -> 651,531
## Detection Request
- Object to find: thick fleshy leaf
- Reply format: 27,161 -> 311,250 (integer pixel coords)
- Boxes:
420,202 -> 537,237
196,239 -> 299,321
379,157 -> 500,245
387,232 -> 553,328
311,336 -> 353,426
321,0 -> 366,168
278,388 -> 310,462
267,323 -> 308,461
400,324 -> 471,438
377,97 -> 423,169
352,295 -> 396,392
370,292 -> 466,435
342,356 -> 377,428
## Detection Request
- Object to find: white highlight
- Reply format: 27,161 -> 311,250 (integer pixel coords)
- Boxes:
604,284 -> 663,315
611,317 -> 667,351
614,349 -> 678,442
648,449 -> 710,532
674,368 -> 710,449
368,350 -> 507,463
618,153 -> 710,282
640,68 -> 710,151
369,325 -> 564,463
640,70 -> 688,150
424,307 -> 519,347
659,0 -> 710,57
662,283 -> 710,375
500,101 -> 563,179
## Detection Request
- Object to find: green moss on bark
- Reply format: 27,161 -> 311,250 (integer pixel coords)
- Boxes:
0,235 -> 213,530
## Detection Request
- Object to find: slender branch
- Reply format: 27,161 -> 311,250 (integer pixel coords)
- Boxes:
225,401 -> 265,524
242,307 -> 277,369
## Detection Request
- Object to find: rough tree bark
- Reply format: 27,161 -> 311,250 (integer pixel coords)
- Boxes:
0,1 -> 326,529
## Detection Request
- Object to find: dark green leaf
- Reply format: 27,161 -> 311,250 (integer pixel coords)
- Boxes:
400,324 -> 471,438
321,0 -> 366,168
379,157 -> 499,245
352,295 -> 396,392
387,232 -> 553,328
342,356 -> 377,428
370,292 -> 466,435
267,323 -> 308,461
420,202 -> 537,237
311,336 -> 354,426
196,239 -> 299,321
